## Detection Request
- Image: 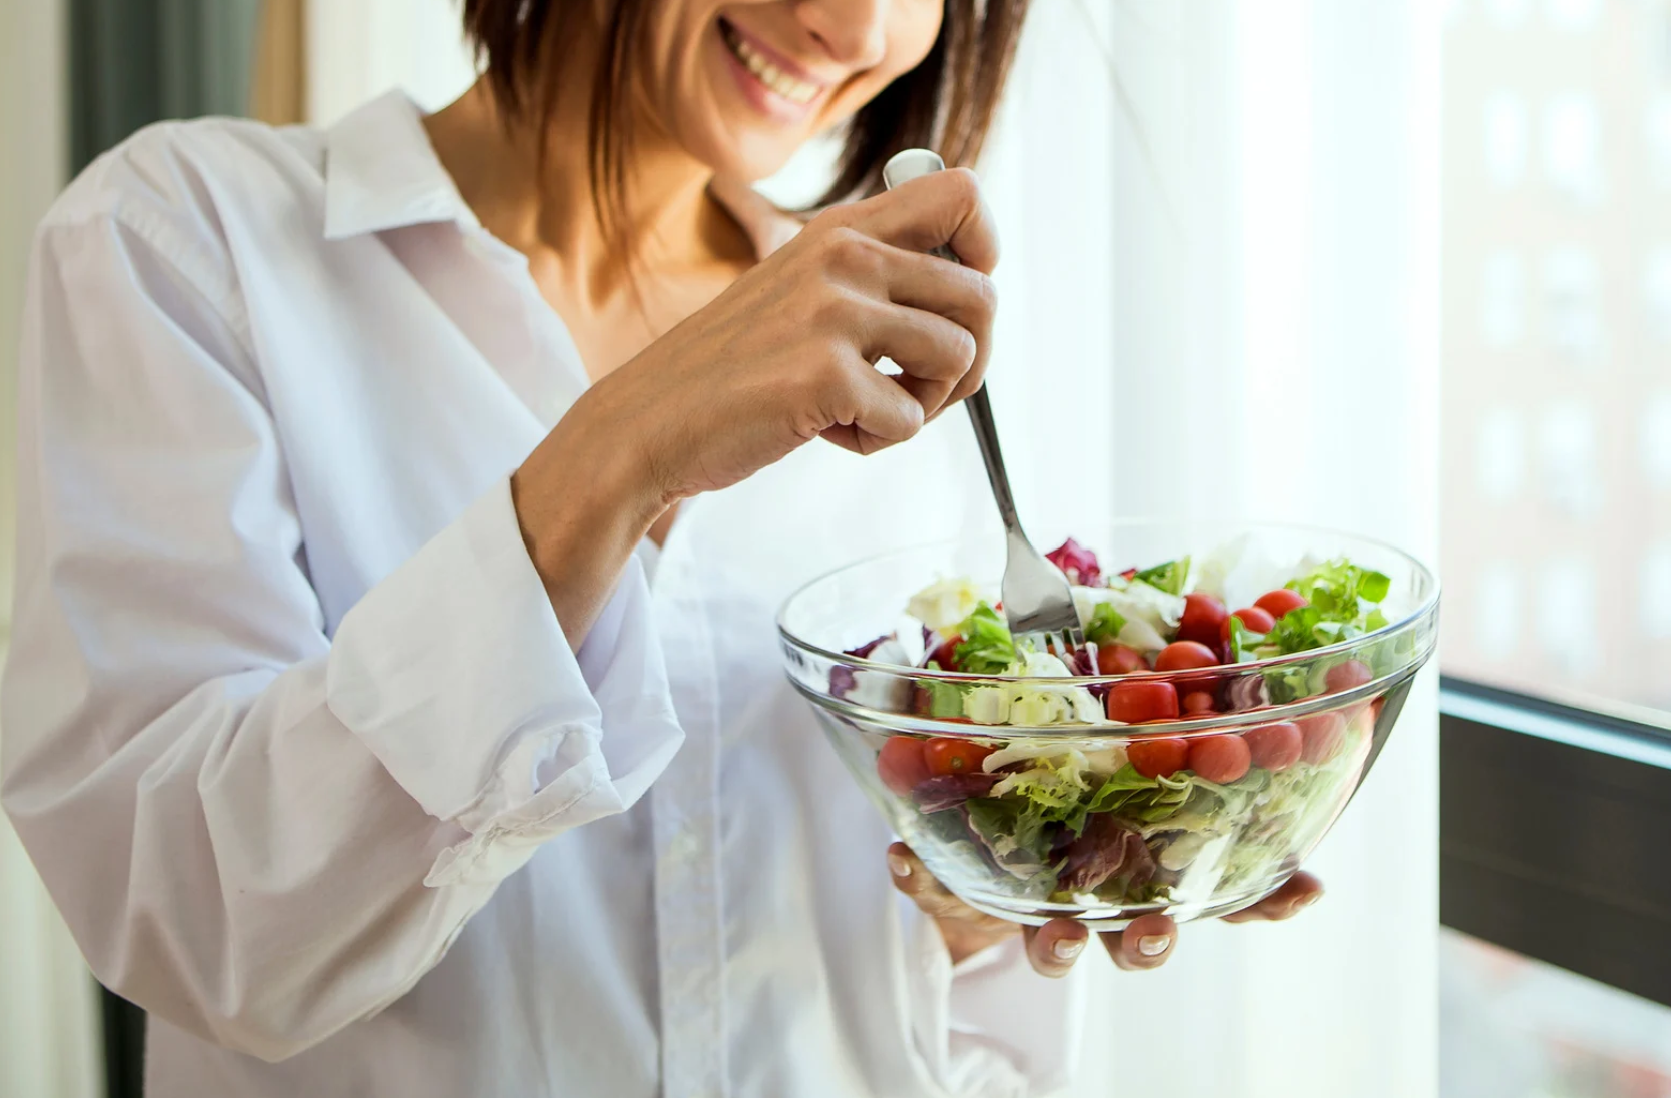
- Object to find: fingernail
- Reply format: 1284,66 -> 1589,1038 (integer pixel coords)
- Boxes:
1138,935 -> 1172,957
1293,892 -> 1322,911
888,854 -> 912,878
1053,937 -> 1086,962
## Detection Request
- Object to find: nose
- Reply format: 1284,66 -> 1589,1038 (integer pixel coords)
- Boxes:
797,0 -> 890,70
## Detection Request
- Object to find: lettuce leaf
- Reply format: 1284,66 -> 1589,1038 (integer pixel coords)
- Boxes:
1227,614 -> 1255,662
1256,558 -> 1393,657
953,603 -> 1016,674
1086,602 -> 1127,645
921,679 -> 968,718
964,797 -> 1057,880
1286,559 -> 1390,618
1135,557 -> 1192,597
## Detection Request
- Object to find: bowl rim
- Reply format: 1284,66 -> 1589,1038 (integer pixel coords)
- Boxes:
789,655 -> 1431,738
776,519 -> 1441,689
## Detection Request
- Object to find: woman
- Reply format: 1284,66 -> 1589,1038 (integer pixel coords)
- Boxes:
2,1 -> 1319,1095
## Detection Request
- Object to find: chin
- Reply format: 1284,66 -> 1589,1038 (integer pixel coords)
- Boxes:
684,122 -> 811,186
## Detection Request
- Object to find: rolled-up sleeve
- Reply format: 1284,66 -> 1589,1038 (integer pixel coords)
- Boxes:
0,205 -> 682,1062
328,479 -> 683,889
899,897 -> 1084,1097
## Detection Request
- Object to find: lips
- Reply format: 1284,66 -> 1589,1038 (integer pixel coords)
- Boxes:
719,19 -> 823,105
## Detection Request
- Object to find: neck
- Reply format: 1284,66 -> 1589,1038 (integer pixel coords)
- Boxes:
425,73 -> 744,309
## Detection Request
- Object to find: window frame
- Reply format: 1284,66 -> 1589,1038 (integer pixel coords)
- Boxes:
1439,675 -> 1671,1010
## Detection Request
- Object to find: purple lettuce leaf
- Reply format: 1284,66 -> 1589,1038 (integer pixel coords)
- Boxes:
1056,813 -> 1158,893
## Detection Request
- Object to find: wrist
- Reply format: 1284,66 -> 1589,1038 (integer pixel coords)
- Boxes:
511,390 -> 669,644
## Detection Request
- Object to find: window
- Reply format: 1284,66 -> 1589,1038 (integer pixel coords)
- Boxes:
1443,0 -> 1671,718
1442,6 -> 1671,1096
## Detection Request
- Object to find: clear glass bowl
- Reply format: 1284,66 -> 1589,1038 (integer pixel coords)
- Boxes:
778,522 -> 1439,928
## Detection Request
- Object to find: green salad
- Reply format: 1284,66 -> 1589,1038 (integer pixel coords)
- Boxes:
860,536 -> 1392,906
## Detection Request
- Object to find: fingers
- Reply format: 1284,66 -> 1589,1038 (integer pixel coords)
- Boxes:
874,243 -> 998,335
819,239 -> 994,420
887,842 -> 1021,965
818,358 -> 927,456
886,842 -> 957,916
1221,871 -> 1324,923
1102,913 -> 1178,972
799,205 -> 997,429
842,169 -> 1001,275
887,842 -> 983,921
1022,919 -> 1091,978
874,247 -> 995,410
860,303 -> 978,420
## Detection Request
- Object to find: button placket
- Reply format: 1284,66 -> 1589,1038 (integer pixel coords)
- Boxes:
651,545 -> 727,1098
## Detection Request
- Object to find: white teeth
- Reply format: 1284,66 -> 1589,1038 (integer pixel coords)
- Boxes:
724,25 -> 820,105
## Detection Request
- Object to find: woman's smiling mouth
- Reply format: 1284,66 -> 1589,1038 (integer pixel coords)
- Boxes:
719,19 -> 826,107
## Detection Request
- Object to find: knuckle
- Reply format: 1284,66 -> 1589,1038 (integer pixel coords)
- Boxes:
819,226 -> 877,275
809,289 -> 862,337
969,271 -> 999,318
808,292 -> 843,328
940,167 -> 982,209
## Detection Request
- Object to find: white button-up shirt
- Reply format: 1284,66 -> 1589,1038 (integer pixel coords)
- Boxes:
2,92 -> 1079,1097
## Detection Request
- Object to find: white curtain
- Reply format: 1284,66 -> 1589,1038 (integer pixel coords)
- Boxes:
0,2 -> 106,1097
304,0 -> 478,124
311,4 -> 1442,1095
979,4 -> 1441,1096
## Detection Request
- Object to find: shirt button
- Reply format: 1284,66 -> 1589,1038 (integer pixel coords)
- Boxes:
666,829 -> 699,865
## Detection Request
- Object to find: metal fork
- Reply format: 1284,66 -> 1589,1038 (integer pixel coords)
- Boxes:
882,149 -> 1087,661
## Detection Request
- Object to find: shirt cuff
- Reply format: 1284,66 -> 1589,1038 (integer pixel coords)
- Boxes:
901,897 -> 1084,1098
324,478 -> 684,887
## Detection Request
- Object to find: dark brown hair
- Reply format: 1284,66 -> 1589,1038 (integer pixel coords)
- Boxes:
462,0 -> 1032,239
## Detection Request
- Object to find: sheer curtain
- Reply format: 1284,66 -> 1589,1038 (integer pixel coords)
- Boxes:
301,4 -> 1443,1095
304,0 -> 476,124
980,4 -> 1441,1096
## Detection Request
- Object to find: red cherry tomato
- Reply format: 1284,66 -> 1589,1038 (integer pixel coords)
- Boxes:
1243,722 -> 1303,772
878,737 -> 931,796
1156,641 -> 1222,699
1297,711 -> 1346,765
929,635 -> 962,671
1177,592 -> 1228,648
1106,680 -> 1180,724
1254,588 -> 1308,619
924,738 -> 995,777
1154,640 -> 1220,672
1189,734 -> 1252,783
1324,660 -> 1373,694
1182,690 -> 1217,715
1128,737 -> 1190,779
1096,643 -> 1147,675
1221,606 -> 1276,643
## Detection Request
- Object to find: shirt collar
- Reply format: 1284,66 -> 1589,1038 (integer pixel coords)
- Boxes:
323,91 -> 479,242
321,90 -> 803,258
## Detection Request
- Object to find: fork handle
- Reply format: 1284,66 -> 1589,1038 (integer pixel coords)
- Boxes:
962,386 -> 1023,534
881,150 -> 1026,539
